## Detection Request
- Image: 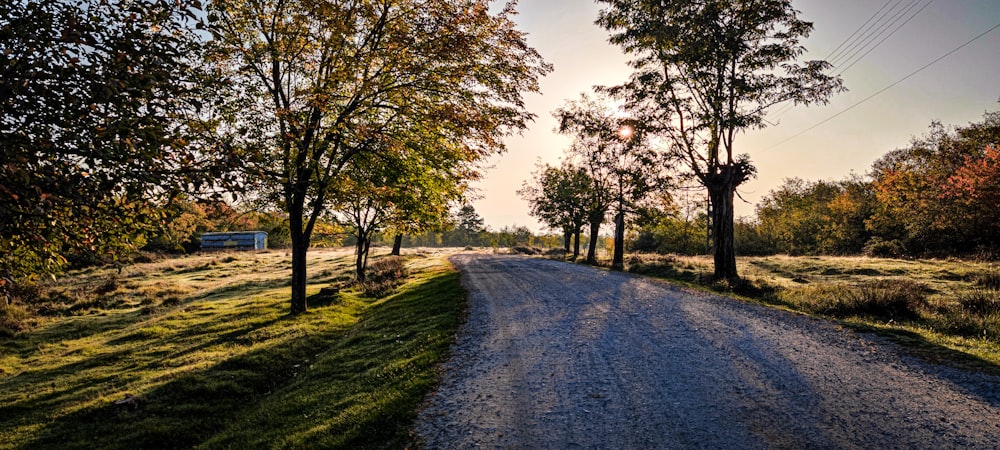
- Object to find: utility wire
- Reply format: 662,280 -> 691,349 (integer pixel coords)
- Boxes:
769,0 -> 900,118
823,0 -> 895,62
763,20 -> 1000,151
768,0 -> 910,120
835,0 -> 934,75
767,0 -> 933,122
828,0 -> 912,68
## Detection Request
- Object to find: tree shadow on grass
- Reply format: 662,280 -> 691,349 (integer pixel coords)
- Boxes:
9,313 -> 347,449
842,323 -> 1000,404
627,259 -> 1000,408
12,270 -> 463,450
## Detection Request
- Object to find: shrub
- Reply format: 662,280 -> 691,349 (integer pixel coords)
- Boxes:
0,302 -> 31,337
131,252 -> 164,264
95,275 -> 120,295
1,281 -> 43,335
628,261 -> 678,278
545,248 -> 568,258
863,238 -> 906,258
787,279 -> 928,320
971,269 -> 1000,290
730,277 -> 781,298
782,283 -> 854,313
9,280 -> 43,303
361,257 -> 409,298
932,301 -> 1000,340
957,289 -> 1000,316
842,279 -> 928,320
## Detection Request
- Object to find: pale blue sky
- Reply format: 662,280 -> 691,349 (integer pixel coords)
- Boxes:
475,0 -> 1000,232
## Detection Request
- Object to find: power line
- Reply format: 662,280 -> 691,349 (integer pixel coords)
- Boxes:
763,20 -> 1000,151
835,0 -> 934,75
823,0 -> 895,62
828,0 -> 909,67
767,0 -> 922,121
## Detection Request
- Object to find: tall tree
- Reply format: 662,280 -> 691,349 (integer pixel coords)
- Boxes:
519,163 -> 592,259
555,93 -> 668,270
596,0 -> 843,280
1,0 -> 229,299
446,204 -> 487,247
208,0 -> 550,313
941,145 -> 1000,252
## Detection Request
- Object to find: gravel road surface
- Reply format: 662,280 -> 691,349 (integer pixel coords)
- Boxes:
414,254 -> 1000,449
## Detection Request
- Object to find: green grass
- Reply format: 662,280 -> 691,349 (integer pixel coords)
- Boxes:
0,248 -> 465,449
627,253 -> 1000,373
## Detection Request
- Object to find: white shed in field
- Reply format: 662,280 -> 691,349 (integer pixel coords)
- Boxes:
199,231 -> 268,251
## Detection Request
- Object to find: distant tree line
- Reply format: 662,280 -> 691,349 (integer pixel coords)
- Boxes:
749,110 -> 1000,258
631,110 -> 1000,259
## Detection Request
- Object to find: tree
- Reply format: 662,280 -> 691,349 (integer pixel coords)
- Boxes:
555,93 -> 668,270
1,0 -> 229,300
445,204 -> 487,247
941,145 -> 1000,252
519,163 -> 592,259
596,0 -> 843,280
330,138 -> 468,281
630,189 -> 709,255
867,112 -> 1000,255
208,0 -> 550,313
755,178 -> 866,255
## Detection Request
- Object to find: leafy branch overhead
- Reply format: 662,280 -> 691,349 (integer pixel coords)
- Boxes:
1,0 -> 235,293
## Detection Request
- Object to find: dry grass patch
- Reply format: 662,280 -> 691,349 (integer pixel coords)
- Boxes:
626,253 -> 1000,371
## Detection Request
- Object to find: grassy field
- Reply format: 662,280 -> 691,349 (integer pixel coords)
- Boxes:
5,247 -> 999,448
0,248 -> 465,449
627,253 -> 1000,372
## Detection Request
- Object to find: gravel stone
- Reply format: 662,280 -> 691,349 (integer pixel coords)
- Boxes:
414,254 -> 1000,449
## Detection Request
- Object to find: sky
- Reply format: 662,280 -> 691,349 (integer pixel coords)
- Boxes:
471,0 -> 1000,233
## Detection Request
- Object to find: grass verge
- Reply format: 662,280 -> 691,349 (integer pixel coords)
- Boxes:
626,253 -> 1000,374
0,249 -> 464,449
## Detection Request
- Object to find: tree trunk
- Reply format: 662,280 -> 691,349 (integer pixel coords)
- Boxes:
708,180 -> 738,281
355,236 -> 369,282
391,234 -> 402,256
563,230 -> 572,253
586,218 -> 601,265
611,210 -> 625,271
289,207 -> 309,314
363,238 -> 371,270
573,228 -> 581,260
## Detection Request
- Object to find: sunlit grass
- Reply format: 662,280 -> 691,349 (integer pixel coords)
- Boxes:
0,248 -> 464,449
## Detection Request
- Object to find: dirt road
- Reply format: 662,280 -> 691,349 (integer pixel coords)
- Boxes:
414,254 -> 1000,449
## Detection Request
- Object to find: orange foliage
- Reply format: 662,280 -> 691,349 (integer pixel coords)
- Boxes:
942,145 -> 1000,203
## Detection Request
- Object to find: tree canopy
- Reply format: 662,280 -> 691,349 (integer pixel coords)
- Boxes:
329,137 -> 469,281
519,163 -> 593,258
1,0 -> 231,299
554,92 -> 668,269
207,0 -> 551,312
596,0 -> 843,279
